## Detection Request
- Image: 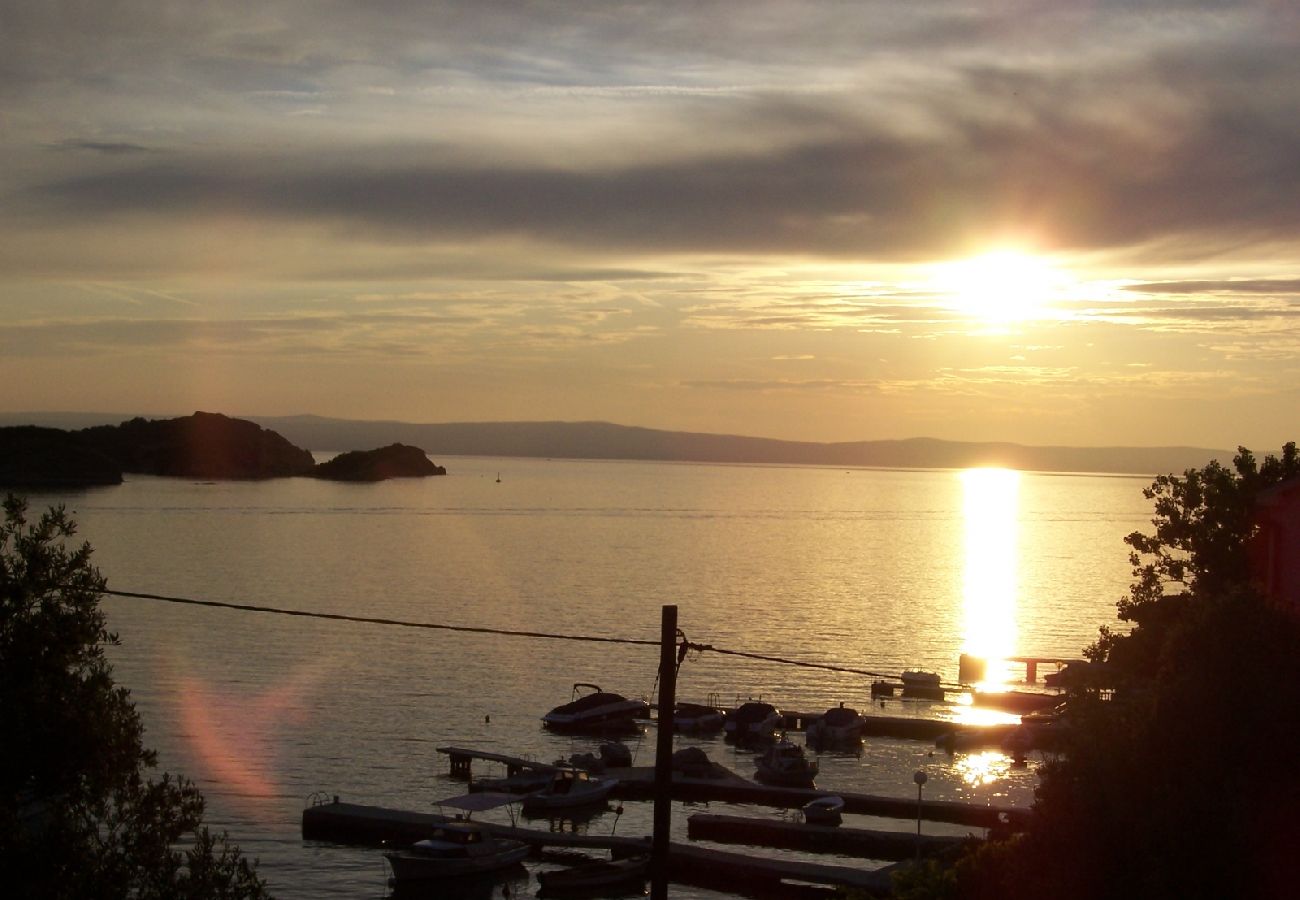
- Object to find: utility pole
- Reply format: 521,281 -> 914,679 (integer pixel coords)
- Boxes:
651,604 -> 678,900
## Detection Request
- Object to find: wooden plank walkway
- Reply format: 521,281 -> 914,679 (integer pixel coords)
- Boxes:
688,813 -> 967,860
436,745 -> 560,780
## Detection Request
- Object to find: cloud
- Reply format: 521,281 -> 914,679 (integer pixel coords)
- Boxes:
1125,279 -> 1300,295
681,378 -> 880,394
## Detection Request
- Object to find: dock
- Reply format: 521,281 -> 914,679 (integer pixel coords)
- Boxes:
688,813 -> 968,860
302,798 -> 892,895
427,747 -> 1028,830
606,765 -> 1028,830
436,746 -> 560,781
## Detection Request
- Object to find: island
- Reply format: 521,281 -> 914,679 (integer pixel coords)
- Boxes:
0,413 -> 448,486
77,411 -> 317,479
312,443 -> 447,481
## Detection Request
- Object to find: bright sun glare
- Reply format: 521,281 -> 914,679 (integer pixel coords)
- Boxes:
933,249 -> 1068,324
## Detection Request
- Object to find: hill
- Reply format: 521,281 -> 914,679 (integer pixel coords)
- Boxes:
246,415 -> 1223,476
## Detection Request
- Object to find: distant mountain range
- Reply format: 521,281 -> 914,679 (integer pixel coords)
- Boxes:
1,412 -> 1226,476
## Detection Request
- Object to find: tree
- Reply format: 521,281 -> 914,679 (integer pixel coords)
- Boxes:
0,495 -> 271,899
946,445 -> 1300,900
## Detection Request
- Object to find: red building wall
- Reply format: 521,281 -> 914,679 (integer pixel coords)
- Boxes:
1252,478 -> 1300,612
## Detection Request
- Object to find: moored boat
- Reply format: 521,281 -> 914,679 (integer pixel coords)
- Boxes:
543,683 -> 649,735
724,701 -> 782,743
901,670 -> 945,700
753,738 -> 818,787
521,768 -> 617,814
802,795 -> 845,826
673,701 -> 725,733
383,822 -> 529,882
806,704 -> 865,748
537,854 -> 649,897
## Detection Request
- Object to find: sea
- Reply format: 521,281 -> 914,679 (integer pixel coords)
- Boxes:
20,456 -> 1155,898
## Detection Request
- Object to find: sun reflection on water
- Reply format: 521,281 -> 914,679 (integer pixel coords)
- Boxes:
960,468 -> 1020,690
956,750 -> 1013,787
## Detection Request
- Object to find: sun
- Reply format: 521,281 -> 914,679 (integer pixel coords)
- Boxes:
932,249 -> 1068,324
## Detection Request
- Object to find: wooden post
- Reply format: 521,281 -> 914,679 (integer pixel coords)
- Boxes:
651,604 -> 678,900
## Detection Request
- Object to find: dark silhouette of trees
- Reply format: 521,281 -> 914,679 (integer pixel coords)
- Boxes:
0,495 -> 271,898
910,444 -> 1300,900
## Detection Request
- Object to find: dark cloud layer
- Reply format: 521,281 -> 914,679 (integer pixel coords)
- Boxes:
23,96 -> 1299,262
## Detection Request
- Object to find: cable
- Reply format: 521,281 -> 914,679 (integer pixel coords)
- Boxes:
100,588 -> 659,648
102,587 -> 967,689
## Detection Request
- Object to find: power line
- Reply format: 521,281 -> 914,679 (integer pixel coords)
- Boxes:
101,589 -> 658,648
102,587 -> 966,689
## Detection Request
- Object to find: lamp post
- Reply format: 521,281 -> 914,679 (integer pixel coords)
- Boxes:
913,770 -> 927,861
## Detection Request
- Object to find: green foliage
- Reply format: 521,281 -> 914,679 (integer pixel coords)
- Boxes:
955,445 -> 1300,900
1120,442 -> 1298,618
0,495 -> 271,899
889,858 -> 958,900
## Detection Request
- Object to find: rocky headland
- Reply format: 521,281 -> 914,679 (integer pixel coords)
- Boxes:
312,443 -> 447,481
0,426 -> 124,488
77,412 -> 316,479
0,413 -> 446,486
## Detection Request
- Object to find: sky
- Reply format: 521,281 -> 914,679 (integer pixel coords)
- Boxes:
1,1 -> 1297,449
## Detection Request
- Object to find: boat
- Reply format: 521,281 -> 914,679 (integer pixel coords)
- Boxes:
521,768 -> 617,814
805,703 -> 865,748
870,680 -> 896,698
536,854 -> 649,897
723,701 -> 782,743
901,670 -> 945,700
802,795 -> 845,826
383,821 -> 529,882
542,683 -> 649,735
753,738 -> 818,787
673,701 -> 725,733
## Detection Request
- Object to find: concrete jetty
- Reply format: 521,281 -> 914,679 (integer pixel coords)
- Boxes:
688,813 -> 968,859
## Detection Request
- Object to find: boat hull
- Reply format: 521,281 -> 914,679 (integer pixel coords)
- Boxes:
385,841 -> 530,881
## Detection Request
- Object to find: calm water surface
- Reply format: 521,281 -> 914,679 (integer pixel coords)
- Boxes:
28,457 -> 1154,898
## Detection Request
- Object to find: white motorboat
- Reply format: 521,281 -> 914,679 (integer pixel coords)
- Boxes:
806,704 -> 866,748
802,795 -> 845,826
753,738 -> 818,787
724,701 -> 782,743
542,683 -> 649,734
383,822 -> 529,882
673,701 -> 725,733
521,768 -> 617,814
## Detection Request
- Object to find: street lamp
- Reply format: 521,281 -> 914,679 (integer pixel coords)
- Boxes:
913,770 -> 928,861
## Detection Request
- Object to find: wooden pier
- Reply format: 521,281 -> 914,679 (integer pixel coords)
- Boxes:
436,745 -> 560,781
688,813 -> 967,860
427,747 -> 1029,830
606,765 -> 1028,830
301,798 -> 892,895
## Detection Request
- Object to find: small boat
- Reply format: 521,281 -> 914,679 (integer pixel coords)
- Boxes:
543,683 -> 649,735
724,701 -> 782,743
383,822 -> 529,882
870,680 -> 896,698
901,670 -> 945,700
806,703 -> 865,748
802,795 -> 845,826
673,701 -> 725,733
753,738 -> 818,787
521,768 -> 617,814
537,854 -> 649,897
